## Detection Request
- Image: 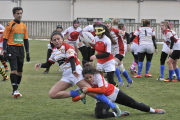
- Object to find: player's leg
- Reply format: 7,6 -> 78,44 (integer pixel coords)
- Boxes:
115,90 -> 165,114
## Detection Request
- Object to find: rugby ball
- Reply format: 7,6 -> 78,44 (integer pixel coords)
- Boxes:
79,31 -> 95,47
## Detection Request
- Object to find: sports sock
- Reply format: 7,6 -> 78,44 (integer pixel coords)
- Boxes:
1,60 -> 8,69
95,94 -> 115,109
70,90 -> 79,97
122,70 -> 132,82
160,65 -> 165,78
145,61 -> 151,74
149,108 -> 155,113
10,73 -> 17,91
0,68 -> 8,78
138,62 -> 143,75
169,70 -> 173,80
115,68 -> 123,82
17,75 -> 22,89
174,68 -> 180,80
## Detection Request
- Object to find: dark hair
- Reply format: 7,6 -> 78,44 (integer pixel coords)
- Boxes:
12,7 -> 23,14
142,19 -> 150,27
50,31 -> 64,41
57,25 -> 63,30
73,19 -> 79,24
82,63 -> 103,76
104,25 -> 116,44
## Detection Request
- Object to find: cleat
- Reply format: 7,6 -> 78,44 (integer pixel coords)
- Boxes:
173,73 -> 176,79
43,69 -> 49,74
156,77 -> 164,81
13,90 -> 21,98
145,73 -> 152,77
1,76 -> 9,81
112,104 -> 121,117
78,89 -> 86,104
133,74 -> 141,78
154,109 -> 165,114
163,78 -> 172,82
118,82 -> 124,88
126,80 -> 133,88
121,111 -> 130,116
130,67 -> 135,75
134,69 -> 137,73
5,68 -> 9,73
172,79 -> 180,82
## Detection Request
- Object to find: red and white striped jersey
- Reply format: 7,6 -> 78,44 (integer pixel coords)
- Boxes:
162,29 -> 180,50
94,35 -> 114,64
110,28 -> 119,56
63,26 -> 82,41
48,42 -> 80,70
132,32 -> 139,45
83,25 -> 96,36
134,27 -> 155,46
0,24 -> 5,34
91,73 -> 115,96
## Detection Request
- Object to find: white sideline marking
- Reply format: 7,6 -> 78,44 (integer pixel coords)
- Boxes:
24,60 -> 45,64
22,75 -> 61,78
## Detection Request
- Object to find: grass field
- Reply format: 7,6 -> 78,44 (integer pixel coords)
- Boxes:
0,40 -> 180,120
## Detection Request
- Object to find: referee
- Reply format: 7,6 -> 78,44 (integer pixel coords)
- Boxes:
3,7 -> 30,98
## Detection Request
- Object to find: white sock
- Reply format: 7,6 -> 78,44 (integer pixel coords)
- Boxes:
149,107 -> 155,113
112,112 -> 117,117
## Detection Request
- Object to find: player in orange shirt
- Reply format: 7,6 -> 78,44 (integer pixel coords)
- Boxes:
3,7 -> 30,98
73,63 -> 165,118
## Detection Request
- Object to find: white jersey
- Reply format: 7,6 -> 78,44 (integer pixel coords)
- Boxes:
0,24 -> 5,33
162,29 -> 180,50
134,27 -> 155,46
63,26 -> 82,41
48,42 -> 80,71
83,25 -> 95,36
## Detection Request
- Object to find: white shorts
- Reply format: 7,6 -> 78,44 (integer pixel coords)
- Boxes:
66,40 -> 77,47
162,43 -> 170,54
107,87 -> 119,102
47,43 -> 52,50
138,44 -> 154,54
96,59 -> 115,72
131,43 -> 139,55
61,65 -> 84,85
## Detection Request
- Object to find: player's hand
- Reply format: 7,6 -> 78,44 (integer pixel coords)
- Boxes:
78,41 -> 82,47
79,93 -> 86,99
82,86 -> 88,94
169,49 -> 172,55
90,55 -> 96,60
26,53 -> 30,62
155,49 -> 158,54
35,63 -> 41,71
127,44 -> 130,52
3,51 -> 8,60
73,71 -> 80,78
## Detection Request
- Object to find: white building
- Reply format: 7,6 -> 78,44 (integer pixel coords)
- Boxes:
0,0 -> 180,24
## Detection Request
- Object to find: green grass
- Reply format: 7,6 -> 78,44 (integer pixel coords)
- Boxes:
0,40 -> 179,120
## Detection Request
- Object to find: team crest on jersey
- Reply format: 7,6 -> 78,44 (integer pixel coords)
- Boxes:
19,35 -> 21,38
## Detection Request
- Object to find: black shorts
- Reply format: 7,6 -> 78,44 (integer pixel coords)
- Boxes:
7,45 -> 24,71
170,50 -> 180,60
115,54 -> 124,61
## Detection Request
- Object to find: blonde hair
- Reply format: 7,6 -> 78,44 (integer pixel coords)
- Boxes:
112,18 -> 125,30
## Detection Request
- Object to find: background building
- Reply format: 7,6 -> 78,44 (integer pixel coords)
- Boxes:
0,0 -> 180,39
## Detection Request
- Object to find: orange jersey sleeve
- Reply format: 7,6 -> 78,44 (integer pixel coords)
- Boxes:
87,86 -> 105,94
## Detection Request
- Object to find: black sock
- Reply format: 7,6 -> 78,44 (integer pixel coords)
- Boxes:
10,73 -> 17,91
17,75 -> 22,89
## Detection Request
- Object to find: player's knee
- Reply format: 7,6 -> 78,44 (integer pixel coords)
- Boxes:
118,64 -> 125,73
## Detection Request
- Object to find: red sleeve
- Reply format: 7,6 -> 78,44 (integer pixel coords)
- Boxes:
87,86 -> 105,94
72,96 -> 81,102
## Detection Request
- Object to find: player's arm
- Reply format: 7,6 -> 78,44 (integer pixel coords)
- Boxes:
3,23 -> 11,52
152,36 -> 157,49
87,86 -> 105,94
